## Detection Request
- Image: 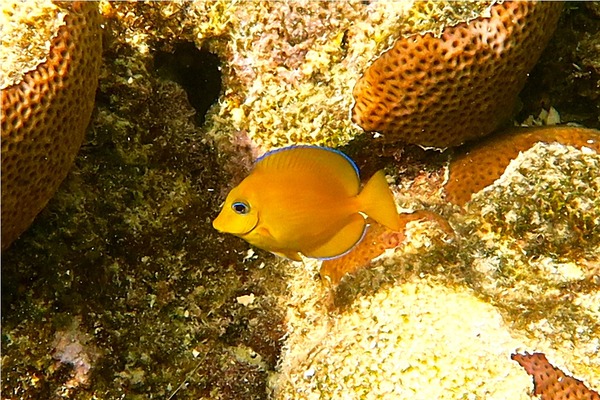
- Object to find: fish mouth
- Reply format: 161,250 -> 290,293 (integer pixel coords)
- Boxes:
211,212 -> 230,233
212,210 -> 259,235
212,217 -> 224,232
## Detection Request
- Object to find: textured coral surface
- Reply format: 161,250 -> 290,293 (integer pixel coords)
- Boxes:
1,1 -> 102,249
445,126 -> 600,207
351,1 -> 563,147
512,352 -> 600,400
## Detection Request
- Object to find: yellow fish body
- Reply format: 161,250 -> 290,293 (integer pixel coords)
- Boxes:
212,146 -> 400,261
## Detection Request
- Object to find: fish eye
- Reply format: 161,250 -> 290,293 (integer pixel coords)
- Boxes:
232,201 -> 250,215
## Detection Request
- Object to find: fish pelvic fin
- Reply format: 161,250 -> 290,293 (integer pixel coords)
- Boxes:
272,250 -> 303,262
358,170 -> 401,231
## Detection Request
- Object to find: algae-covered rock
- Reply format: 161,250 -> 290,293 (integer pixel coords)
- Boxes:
465,142 -> 600,261
1,3 -> 287,399
270,143 -> 600,399
105,0 -> 503,155
459,143 -> 600,353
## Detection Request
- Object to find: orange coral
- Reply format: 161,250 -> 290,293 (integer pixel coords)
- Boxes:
320,211 -> 452,285
512,352 -> 600,400
1,2 -> 102,250
351,2 -> 563,147
444,126 -> 600,207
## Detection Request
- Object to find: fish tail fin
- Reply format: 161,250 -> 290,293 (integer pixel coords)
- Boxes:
358,170 -> 401,231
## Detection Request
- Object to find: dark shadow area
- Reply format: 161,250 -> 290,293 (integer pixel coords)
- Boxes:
518,2 -> 600,129
154,42 -> 222,125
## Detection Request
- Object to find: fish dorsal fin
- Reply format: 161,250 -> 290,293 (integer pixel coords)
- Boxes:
254,146 -> 361,195
302,214 -> 366,259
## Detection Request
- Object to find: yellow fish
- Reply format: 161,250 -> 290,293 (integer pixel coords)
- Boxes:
212,146 -> 401,261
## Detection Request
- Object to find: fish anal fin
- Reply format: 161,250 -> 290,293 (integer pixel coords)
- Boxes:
302,214 -> 366,259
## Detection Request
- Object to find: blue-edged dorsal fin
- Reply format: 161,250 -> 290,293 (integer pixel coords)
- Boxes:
254,145 -> 361,195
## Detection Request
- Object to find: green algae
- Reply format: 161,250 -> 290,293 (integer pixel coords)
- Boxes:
1,5 -> 287,398
519,2 -> 600,129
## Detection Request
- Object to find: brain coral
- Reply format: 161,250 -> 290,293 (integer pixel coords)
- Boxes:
351,2 -> 563,147
445,125 -> 600,207
1,1 -> 102,250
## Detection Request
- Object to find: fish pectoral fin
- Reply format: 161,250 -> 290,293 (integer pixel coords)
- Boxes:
302,214 -> 366,260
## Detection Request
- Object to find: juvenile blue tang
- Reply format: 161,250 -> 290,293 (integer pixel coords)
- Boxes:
212,146 -> 401,261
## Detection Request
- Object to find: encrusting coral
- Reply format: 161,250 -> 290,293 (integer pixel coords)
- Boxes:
351,1 -> 563,147
1,0 -> 102,250
444,125 -> 600,207
320,212 -> 453,286
512,352 -> 600,400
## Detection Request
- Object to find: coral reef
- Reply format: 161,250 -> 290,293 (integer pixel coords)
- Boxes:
1,0 -> 102,250
1,3 -> 287,399
351,2 -> 563,147
1,2 -> 598,399
445,125 -> 600,207
189,1 -> 512,154
512,352 -> 600,400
